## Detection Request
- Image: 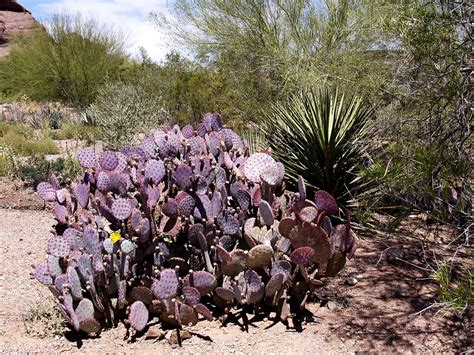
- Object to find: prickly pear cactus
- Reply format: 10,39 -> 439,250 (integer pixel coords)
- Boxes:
33,112 -> 356,337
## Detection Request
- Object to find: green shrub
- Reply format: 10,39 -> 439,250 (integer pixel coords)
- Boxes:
262,86 -> 374,203
14,155 -> 81,188
433,262 -> 473,316
361,141 -> 472,225
0,155 -> 11,176
92,81 -> 168,148
0,130 -> 58,156
25,300 -> 67,337
0,122 -> 34,139
0,12 -> 127,107
48,122 -> 102,143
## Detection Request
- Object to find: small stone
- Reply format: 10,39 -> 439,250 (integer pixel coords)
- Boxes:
327,301 -> 337,310
166,329 -> 192,345
345,277 -> 358,286
394,288 -> 409,298
145,326 -> 164,340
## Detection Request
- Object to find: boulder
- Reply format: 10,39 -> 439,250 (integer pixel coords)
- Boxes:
0,1 -> 37,57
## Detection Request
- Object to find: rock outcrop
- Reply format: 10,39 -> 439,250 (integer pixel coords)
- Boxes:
0,1 -> 36,57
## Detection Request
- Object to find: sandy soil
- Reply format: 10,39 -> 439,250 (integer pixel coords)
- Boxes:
0,203 -> 471,353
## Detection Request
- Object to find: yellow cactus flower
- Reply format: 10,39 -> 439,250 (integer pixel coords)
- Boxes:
110,231 -> 121,243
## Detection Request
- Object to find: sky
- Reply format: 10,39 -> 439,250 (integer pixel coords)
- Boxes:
19,0 -> 179,62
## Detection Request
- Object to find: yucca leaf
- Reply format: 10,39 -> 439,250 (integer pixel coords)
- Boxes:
261,86 -> 374,203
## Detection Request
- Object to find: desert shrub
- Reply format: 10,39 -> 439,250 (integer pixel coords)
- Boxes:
0,12 -> 127,107
0,155 -> 11,177
77,109 -> 98,126
32,113 -> 355,336
121,51 -> 240,127
25,300 -> 67,337
14,156 -> 82,188
92,81 -> 168,148
154,1 -> 393,122
363,1 -> 473,226
433,262 -> 473,316
0,129 -> 58,157
48,122 -> 102,143
361,141 -> 472,224
0,122 -> 34,138
262,86 -> 374,203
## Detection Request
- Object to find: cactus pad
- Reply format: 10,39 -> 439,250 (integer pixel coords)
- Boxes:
245,269 -> 264,304
47,255 -> 62,278
145,159 -> 165,184
111,198 -> 132,220
96,171 -> 110,192
75,299 -> 94,322
67,266 -> 82,300
83,226 -> 101,254
182,286 -> 201,306
129,301 -> 149,332
77,147 -> 96,168
99,151 -> 119,171
290,247 -> 316,266
184,271 -> 217,296
194,303 -> 213,321
181,124 -> 194,139
54,204 -> 68,224
259,200 -> 274,226
243,153 -> 276,183
247,244 -> 273,269
215,286 -> 235,302
130,286 -> 153,304
314,190 -> 339,216
270,260 -> 292,282
75,183 -> 89,208
37,182 -> 56,202
152,269 -> 179,300
34,263 -> 52,285
176,192 -> 195,217
173,164 -> 193,190
265,273 -> 284,298
120,239 -> 135,254
80,318 -> 101,334
47,237 -> 70,258
179,304 -> 198,326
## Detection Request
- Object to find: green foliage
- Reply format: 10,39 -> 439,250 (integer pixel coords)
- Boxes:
0,155 -> 11,177
262,86 -> 374,202
0,122 -> 83,186
25,301 -> 67,337
361,140 -> 472,224
14,155 -> 81,188
0,12 -> 128,107
121,51 -> 239,126
91,81 -> 168,148
155,0 -> 393,122
47,122 -> 102,143
0,125 -> 58,157
433,262 -> 473,316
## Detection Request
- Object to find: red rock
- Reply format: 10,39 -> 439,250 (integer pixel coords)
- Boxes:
0,1 -> 37,57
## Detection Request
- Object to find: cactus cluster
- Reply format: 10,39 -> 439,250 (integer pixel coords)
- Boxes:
34,113 -> 356,336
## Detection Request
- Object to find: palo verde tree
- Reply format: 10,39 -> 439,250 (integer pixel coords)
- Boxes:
0,12 -> 128,107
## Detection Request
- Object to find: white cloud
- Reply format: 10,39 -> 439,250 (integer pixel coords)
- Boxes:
36,0 -> 179,61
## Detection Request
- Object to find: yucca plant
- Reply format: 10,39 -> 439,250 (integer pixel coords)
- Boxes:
262,86 -> 374,203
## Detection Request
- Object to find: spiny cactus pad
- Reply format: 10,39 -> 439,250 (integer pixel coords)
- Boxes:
129,301 -> 149,332
34,114 -> 355,339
